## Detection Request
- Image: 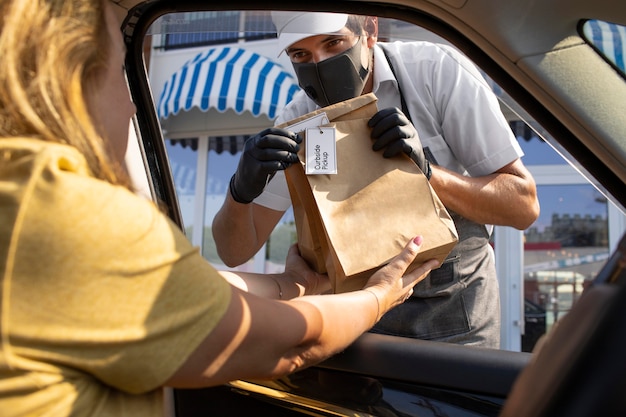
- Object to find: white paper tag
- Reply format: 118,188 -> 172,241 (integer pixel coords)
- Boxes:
305,127 -> 337,175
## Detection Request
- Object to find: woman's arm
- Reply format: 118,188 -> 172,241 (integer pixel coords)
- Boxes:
165,236 -> 438,388
219,244 -> 332,299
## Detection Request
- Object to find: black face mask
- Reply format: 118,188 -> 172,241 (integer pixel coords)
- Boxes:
292,38 -> 373,108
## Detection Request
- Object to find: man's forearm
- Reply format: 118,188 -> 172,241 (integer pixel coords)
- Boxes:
429,163 -> 539,230
212,193 -> 262,267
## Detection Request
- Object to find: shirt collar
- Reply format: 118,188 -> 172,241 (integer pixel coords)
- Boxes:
372,44 -> 399,94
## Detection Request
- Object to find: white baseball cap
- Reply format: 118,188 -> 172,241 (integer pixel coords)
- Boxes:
271,11 -> 349,52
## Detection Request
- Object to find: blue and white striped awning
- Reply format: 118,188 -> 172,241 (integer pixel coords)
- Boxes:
157,46 -> 301,120
583,20 -> 626,73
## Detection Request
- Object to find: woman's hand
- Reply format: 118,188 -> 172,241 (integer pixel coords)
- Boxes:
283,244 -> 331,297
364,236 -> 439,320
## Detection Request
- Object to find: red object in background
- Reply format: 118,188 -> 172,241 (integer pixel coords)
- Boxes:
524,241 -> 562,250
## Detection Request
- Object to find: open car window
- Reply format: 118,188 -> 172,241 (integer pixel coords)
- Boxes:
140,10 -> 626,354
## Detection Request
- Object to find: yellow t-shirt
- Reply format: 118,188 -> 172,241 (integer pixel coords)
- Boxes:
0,139 -> 232,416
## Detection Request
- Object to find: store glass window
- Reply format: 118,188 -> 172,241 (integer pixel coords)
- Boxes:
165,139 -> 198,238
524,184 -> 610,331
510,117 -> 618,351
165,137 -> 296,273
498,102 -> 622,352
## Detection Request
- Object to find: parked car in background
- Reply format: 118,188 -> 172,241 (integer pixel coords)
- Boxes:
112,0 -> 626,415
522,299 -> 546,352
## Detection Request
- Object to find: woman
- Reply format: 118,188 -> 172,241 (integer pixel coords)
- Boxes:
0,0 -> 438,415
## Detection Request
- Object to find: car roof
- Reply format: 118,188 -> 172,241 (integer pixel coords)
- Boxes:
113,0 -> 626,207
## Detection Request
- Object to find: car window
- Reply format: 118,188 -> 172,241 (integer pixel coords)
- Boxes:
581,20 -> 626,77
145,10 -> 626,352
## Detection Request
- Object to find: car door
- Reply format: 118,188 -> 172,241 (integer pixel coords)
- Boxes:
115,0 -> 626,415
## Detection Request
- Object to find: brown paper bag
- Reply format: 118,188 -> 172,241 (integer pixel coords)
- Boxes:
285,160 -> 329,274
281,94 -> 458,293
279,94 -> 383,274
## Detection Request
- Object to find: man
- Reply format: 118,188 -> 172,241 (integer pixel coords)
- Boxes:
212,12 -> 539,348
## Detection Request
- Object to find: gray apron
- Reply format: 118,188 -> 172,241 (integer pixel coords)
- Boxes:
371,212 -> 501,348
372,48 -> 501,348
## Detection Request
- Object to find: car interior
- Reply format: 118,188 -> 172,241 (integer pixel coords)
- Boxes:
111,0 -> 625,415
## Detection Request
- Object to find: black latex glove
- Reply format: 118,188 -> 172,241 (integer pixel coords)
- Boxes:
229,128 -> 301,204
368,107 -> 431,179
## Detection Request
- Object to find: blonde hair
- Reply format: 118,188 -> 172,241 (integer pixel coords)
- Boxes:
0,0 -> 129,186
